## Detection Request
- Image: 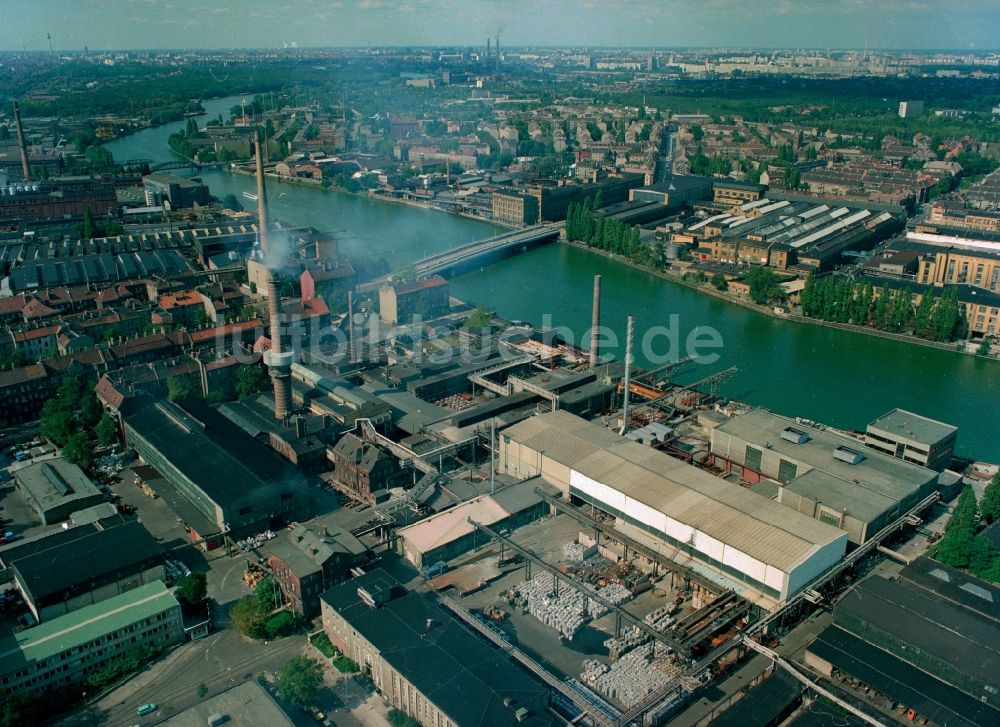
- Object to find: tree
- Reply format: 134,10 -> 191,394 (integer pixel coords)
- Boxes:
63,432 -> 95,470
95,413 -> 119,447
235,365 -> 270,398
82,206 -> 95,239
784,167 -> 802,189
968,538 -> 998,579
743,267 -> 786,305
463,305 -> 491,328
229,596 -> 268,639
175,572 -> 208,611
40,400 -> 76,446
981,474 -> 1000,524
79,392 -> 102,427
276,657 -> 323,709
388,709 -> 422,727
979,337 -> 993,357
711,273 -> 729,291
936,486 -> 979,569
167,374 -> 200,401
914,290 -> 937,338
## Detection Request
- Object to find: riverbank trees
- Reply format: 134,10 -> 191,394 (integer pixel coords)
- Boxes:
566,199 -> 658,266
800,274 -> 966,342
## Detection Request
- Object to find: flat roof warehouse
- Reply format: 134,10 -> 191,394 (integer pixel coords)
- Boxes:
499,411 -> 848,604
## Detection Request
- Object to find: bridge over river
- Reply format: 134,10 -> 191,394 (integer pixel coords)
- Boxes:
359,223 -> 562,291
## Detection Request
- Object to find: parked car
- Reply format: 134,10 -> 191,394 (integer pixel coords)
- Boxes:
136,703 -> 158,716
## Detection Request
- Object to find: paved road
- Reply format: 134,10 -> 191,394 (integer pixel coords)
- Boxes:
55,628 -> 306,727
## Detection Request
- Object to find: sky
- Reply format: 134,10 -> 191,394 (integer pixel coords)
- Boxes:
1,0 -> 999,52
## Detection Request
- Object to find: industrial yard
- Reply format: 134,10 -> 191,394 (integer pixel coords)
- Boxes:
415,511 -> 745,715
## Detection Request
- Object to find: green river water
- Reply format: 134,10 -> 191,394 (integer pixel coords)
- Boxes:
106,97 -> 1000,460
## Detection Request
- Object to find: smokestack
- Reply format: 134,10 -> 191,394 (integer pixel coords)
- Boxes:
486,38 -> 490,58
255,131 -> 292,421
13,102 -> 30,182
347,290 -> 358,363
621,315 -> 634,435
590,274 -> 601,368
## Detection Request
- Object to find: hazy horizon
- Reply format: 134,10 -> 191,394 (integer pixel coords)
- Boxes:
2,0 -> 998,54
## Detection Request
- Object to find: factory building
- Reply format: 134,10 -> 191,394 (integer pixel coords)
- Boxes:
320,570 -> 556,727
865,408 -> 957,472
712,180 -> 767,206
142,172 -> 211,209
0,581 -> 182,700
629,175 -> 714,209
11,521 -> 164,622
806,559 -> 1000,727
498,411 -> 848,606
710,409 -> 940,544
379,275 -> 450,325
395,479 -> 547,570
12,458 -> 105,525
678,198 -> 901,271
123,398 -> 310,543
268,523 -> 369,617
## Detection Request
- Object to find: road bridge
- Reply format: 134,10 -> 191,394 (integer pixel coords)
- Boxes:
361,224 -> 561,292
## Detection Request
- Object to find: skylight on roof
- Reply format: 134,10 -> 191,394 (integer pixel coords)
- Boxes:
960,582 -> 994,602
929,568 -> 951,583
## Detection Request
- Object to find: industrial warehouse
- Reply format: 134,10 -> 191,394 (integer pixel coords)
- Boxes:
676,197 -> 903,270
709,408 -> 943,544
498,410 -> 848,606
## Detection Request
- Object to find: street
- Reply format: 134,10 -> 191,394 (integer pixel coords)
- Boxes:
54,628 -> 306,727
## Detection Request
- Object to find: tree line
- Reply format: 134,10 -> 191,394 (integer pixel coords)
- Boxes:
566,196 -> 636,252
799,274 -> 966,342
936,478 -> 1000,583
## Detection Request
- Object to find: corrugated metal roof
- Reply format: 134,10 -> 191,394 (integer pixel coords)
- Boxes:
503,411 -> 844,573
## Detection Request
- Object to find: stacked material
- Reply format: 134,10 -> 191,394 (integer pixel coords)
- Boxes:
563,540 -> 598,562
644,604 -> 680,632
603,626 -> 650,661
236,529 -> 276,551
580,642 -> 680,709
510,573 -> 634,639
435,393 -> 474,411
599,582 -> 633,606
95,454 -> 125,477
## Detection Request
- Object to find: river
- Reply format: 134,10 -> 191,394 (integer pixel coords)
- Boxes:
105,100 -> 1000,460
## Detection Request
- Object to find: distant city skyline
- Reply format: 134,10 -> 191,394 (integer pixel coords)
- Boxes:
1,0 -> 999,53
